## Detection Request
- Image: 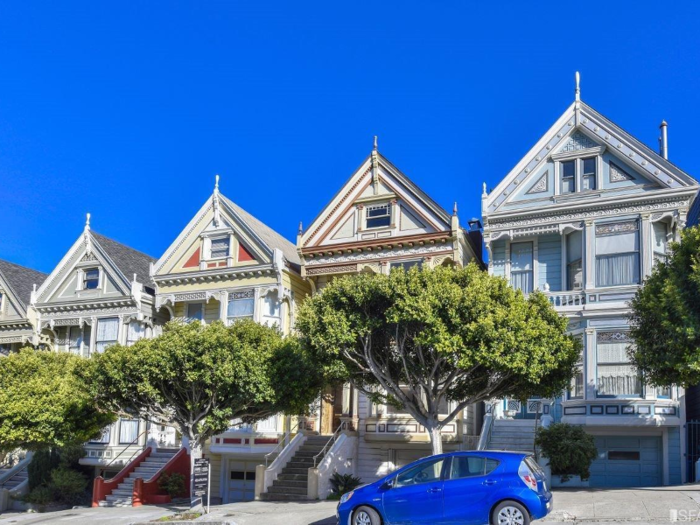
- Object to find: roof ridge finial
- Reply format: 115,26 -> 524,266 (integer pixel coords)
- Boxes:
453,202 -> 458,216
85,212 -> 91,232
575,71 -> 581,102
373,135 -> 378,151
298,221 -> 303,235
215,174 -> 220,192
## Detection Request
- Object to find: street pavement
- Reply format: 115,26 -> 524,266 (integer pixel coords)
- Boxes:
2,487 -> 700,524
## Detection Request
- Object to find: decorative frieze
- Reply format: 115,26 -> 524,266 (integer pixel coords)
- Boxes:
597,331 -> 632,343
609,162 -> 634,183
306,264 -> 357,276
230,289 -> 254,300
526,172 -> 549,194
595,221 -> 638,236
306,244 -> 449,266
561,131 -> 598,152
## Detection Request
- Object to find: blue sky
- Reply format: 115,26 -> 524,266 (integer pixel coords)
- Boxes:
1,1 -> 699,273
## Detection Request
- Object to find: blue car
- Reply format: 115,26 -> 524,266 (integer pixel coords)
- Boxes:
337,451 -> 552,525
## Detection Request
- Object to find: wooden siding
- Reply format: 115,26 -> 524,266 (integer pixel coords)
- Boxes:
538,234 -> 561,291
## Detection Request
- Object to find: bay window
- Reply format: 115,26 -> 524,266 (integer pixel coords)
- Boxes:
596,331 -> 641,397
566,230 -> 583,290
595,221 -> 640,287
227,290 -> 255,324
510,242 -> 533,294
95,317 -> 119,353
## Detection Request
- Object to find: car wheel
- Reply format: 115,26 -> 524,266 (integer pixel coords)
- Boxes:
492,500 -> 530,525
352,505 -> 382,525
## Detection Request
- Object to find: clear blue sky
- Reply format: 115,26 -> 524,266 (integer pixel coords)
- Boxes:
2,1 -> 699,273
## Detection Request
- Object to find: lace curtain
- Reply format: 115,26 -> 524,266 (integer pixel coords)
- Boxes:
597,339 -> 641,396
96,317 -> 119,353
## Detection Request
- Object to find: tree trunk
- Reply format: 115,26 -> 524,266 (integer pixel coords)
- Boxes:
427,425 -> 443,455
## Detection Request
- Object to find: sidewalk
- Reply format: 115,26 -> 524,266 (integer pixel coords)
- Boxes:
544,486 -> 700,522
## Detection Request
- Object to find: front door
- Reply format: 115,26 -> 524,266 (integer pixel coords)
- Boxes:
442,454 -> 502,524
382,456 -> 446,524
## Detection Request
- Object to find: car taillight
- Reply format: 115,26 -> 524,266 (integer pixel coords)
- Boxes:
518,461 -> 538,492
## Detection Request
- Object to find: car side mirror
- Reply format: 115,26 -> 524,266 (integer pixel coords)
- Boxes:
381,478 -> 395,490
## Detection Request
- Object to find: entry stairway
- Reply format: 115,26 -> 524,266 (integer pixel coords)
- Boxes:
486,419 -> 537,453
98,449 -> 179,507
260,435 -> 330,501
0,465 -> 28,491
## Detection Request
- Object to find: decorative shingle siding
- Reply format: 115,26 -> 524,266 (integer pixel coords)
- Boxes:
537,234 -> 561,291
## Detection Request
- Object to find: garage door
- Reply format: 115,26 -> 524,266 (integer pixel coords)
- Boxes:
589,436 -> 661,487
226,461 -> 257,502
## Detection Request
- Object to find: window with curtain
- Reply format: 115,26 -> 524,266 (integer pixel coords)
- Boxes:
127,322 -> 144,346
210,237 -> 230,259
95,318 -> 119,353
567,230 -> 583,290
652,222 -> 669,266
595,221 -> 640,287
510,242 -> 533,294
119,419 -> 139,444
596,331 -> 641,397
261,292 -> 280,327
69,326 -> 82,354
228,290 -> 255,324
186,303 -> 203,322
569,336 -> 584,399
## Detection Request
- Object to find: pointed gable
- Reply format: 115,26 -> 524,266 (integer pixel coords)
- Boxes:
485,101 -> 698,216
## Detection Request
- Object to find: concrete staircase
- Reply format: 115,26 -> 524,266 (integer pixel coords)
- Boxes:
261,435 -> 330,501
0,466 -> 28,490
98,449 -> 178,507
487,419 -> 537,453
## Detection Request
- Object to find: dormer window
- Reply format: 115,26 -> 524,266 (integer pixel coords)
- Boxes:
559,157 -> 598,194
84,269 -> 100,290
582,157 -> 597,190
561,161 -> 575,193
210,237 -> 230,259
366,203 -> 391,229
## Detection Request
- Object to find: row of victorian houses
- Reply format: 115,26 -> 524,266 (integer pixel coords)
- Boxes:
0,78 -> 698,501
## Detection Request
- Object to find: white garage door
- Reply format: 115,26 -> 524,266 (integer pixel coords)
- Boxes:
589,436 -> 662,487
227,460 -> 257,502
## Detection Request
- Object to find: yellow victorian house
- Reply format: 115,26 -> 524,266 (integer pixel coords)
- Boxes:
151,176 -> 310,503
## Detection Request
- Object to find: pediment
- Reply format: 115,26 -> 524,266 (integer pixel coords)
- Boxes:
486,101 -> 698,215
301,151 -> 451,249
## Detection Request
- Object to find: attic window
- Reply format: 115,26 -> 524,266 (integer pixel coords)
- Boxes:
366,204 -> 391,229
211,237 -> 230,259
84,269 -> 100,290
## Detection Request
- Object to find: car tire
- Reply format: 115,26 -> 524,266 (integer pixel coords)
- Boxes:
491,500 -> 530,525
352,505 -> 382,525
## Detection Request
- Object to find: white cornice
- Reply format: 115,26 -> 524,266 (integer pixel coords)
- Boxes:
153,264 -> 276,285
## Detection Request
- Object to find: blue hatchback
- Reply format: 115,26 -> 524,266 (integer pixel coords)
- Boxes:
337,451 -> 552,525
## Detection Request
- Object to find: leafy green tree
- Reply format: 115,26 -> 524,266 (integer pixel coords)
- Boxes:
629,226 -> 700,387
89,320 -> 323,502
0,349 -> 115,452
296,264 -> 578,455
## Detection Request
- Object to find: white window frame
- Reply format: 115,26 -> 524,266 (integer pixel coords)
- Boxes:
210,236 -> 231,260
595,331 -> 642,399
83,268 -> 100,291
365,203 -> 392,230
595,221 -> 640,288
227,290 -> 255,325
95,317 -> 119,354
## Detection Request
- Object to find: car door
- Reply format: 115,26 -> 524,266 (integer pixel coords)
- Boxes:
442,454 -> 501,525
382,456 -> 446,524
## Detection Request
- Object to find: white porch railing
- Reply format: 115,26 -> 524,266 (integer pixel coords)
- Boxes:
545,291 -> 586,308
258,432 -> 306,497
311,433 -> 358,500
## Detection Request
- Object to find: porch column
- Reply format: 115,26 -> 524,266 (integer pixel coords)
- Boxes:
584,328 -> 596,400
584,221 -> 595,290
641,213 -> 653,279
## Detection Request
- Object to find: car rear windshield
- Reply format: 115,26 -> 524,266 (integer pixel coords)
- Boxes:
523,456 -> 543,475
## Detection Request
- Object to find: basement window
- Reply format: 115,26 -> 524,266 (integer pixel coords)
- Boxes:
608,451 -> 640,461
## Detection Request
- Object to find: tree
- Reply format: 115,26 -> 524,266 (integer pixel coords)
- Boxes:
89,319 -> 323,503
629,226 -> 700,387
296,264 -> 578,455
0,349 -> 115,452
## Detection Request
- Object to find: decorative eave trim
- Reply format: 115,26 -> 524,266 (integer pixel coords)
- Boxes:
301,231 -> 453,257
35,298 -> 136,314
0,319 -> 33,331
153,264 -> 276,285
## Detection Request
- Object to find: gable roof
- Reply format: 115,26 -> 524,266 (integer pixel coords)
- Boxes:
219,195 -> 301,266
0,259 -> 47,310
485,100 -> 699,215
91,232 -> 157,287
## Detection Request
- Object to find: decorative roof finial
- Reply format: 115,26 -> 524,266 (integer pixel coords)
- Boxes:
482,182 -> 487,196
373,135 -> 378,151
85,212 -> 91,231
215,174 -> 220,192
298,221 -> 303,235
575,71 -> 581,102
453,202 -> 458,216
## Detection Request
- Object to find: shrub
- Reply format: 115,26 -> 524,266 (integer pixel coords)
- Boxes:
535,423 -> 598,481
23,486 -> 53,506
27,449 -> 60,491
49,467 -> 88,505
57,445 -> 86,469
157,472 -> 186,498
329,472 -> 362,497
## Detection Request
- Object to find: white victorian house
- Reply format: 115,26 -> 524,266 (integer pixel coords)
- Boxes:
482,78 -> 698,487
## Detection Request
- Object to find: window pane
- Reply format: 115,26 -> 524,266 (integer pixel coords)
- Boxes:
85,268 -> 99,289
127,322 -> 143,345
597,333 -> 641,397
91,426 -> 111,444
187,303 -> 203,321
596,253 -> 639,286
510,271 -> 533,294
448,456 -> 499,479
582,174 -> 596,191
95,317 -> 119,353
228,298 -> 254,320
582,157 -> 596,175
390,260 -> 422,272
366,204 -> 391,229
562,161 -> 575,177
211,238 -> 230,258
69,327 -> 82,352
396,458 -> 445,487
119,419 -> 139,443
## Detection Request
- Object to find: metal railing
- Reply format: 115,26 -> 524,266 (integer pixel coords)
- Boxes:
478,401 -> 500,451
264,420 -> 303,468
98,428 -> 149,478
313,423 -> 344,468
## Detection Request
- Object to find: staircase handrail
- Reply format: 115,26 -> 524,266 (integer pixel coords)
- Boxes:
264,420 -> 302,468
92,447 -> 152,507
132,447 -> 190,506
0,455 -> 31,488
477,400 -> 499,451
98,428 -> 149,478
313,423 -> 344,468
